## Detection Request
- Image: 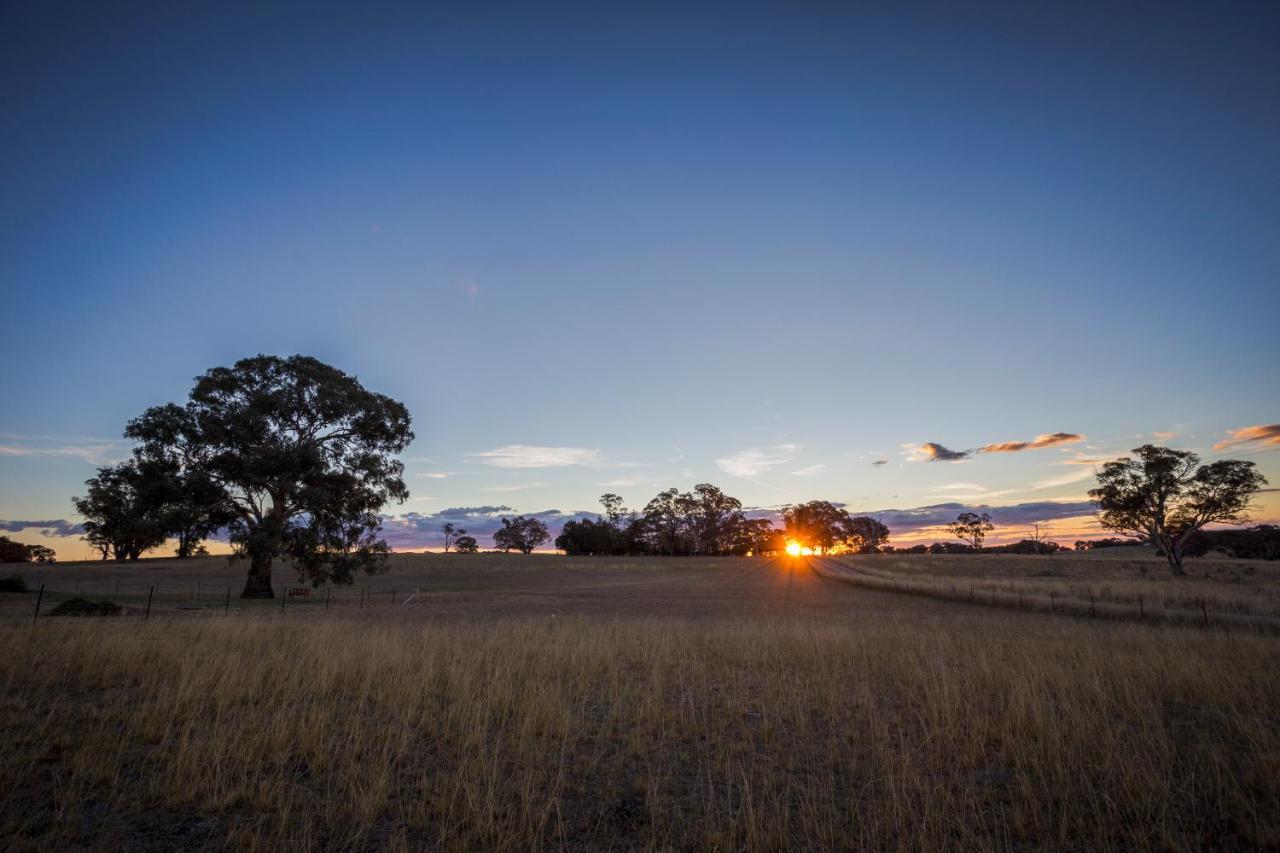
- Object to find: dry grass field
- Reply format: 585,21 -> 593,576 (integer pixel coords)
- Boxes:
833,549 -> 1280,621
2,553 -> 1279,850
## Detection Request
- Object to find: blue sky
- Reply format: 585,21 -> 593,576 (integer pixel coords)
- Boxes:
2,2 -> 1278,556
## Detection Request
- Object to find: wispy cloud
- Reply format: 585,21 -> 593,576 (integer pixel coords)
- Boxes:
716,443 -> 801,477
0,434 -> 128,465
872,459 -> 888,467
979,432 -> 1084,454
416,471 -> 454,479
1061,452 -> 1110,466
1214,423 -> 1280,451
485,482 -> 548,493
471,445 -> 600,468
600,476 -> 649,488
906,432 -> 1084,463
791,464 -> 825,477
926,482 -> 1018,500
1032,469 -> 1095,490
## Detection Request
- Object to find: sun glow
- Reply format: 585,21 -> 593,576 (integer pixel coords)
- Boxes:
785,541 -> 813,557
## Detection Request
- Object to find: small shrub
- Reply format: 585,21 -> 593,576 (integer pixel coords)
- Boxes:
49,598 -> 122,617
0,574 -> 29,593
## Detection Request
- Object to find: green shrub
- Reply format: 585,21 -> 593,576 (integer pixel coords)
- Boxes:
0,574 -> 29,593
49,598 -> 122,617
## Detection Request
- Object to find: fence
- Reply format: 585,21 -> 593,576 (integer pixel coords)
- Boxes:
17,580 -> 422,624
810,557 -> 1280,633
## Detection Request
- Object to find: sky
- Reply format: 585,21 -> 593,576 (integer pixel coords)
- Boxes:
2,1 -> 1278,558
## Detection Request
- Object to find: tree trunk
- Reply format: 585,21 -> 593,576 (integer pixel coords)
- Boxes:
241,552 -> 275,598
1167,547 -> 1185,575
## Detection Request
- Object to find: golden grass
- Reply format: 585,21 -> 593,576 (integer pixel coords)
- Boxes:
838,552 -> 1280,620
3,612 -> 1278,850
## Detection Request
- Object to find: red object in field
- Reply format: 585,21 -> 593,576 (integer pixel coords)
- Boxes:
288,588 -> 311,598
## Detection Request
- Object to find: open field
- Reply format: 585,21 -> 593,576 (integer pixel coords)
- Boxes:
2,554 -> 1279,850
832,550 -> 1280,621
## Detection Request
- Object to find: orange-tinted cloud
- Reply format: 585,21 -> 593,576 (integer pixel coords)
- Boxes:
980,432 -> 1084,454
909,442 -> 971,462
1214,423 -> 1280,450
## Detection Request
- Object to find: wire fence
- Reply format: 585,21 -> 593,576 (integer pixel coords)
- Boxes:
13,580 -> 422,625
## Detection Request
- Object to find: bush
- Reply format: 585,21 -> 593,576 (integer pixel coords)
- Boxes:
49,598 -> 122,617
0,574 -> 29,593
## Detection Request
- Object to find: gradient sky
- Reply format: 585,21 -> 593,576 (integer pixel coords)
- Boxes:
2,2 -> 1278,557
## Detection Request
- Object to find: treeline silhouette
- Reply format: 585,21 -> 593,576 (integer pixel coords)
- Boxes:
555,489 -> 889,556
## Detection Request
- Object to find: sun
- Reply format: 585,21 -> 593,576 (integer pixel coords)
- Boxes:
785,541 -> 813,557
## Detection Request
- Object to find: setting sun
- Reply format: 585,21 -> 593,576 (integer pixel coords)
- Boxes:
785,542 -> 813,557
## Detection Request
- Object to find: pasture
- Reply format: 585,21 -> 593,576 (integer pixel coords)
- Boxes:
2,553 -> 1278,850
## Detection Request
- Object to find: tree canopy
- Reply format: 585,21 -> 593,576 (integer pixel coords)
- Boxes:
492,516 -> 550,553
948,512 -> 994,551
126,355 -> 413,597
1090,444 -> 1266,575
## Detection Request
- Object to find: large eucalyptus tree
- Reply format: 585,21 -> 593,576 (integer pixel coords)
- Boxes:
126,355 -> 413,597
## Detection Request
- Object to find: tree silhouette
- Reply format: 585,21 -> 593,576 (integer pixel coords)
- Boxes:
493,516 -> 550,554
73,461 -> 168,561
441,521 -> 466,553
949,512 -> 994,552
126,355 -> 413,597
843,516 -> 890,554
782,501 -> 850,553
1090,444 -> 1265,575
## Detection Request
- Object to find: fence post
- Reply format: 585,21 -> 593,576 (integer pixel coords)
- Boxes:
281,591 -> 286,612
75,578 -> 80,593
1049,592 -> 1055,614
195,581 -> 200,602
391,587 -> 396,604
145,586 -> 154,619
33,583 -> 45,625
115,578 -> 120,596
1201,599 -> 1208,627
361,587 -> 366,608
1138,597 -> 1144,619
225,586 -> 231,614
1089,589 -> 1096,618
325,587 -> 331,609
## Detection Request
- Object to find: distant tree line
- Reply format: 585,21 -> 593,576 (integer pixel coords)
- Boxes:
555,490 -> 890,556
0,536 -> 56,564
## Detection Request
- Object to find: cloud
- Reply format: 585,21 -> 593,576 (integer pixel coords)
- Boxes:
906,433 -> 1083,463
0,435 -> 128,465
1032,469 -> 1096,490
870,500 -> 1098,534
716,444 -> 801,477
600,476 -> 649,488
485,482 -> 548,493
979,433 -> 1084,454
379,507 -> 595,550
0,519 -> 85,537
1214,424 -> 1280,451
416,471 -> 454,479
791,464 -> 825,477
1061,453 -> 1110,466
729,500 -> 1098,542
906,442 -> 971,462
872,459 -> 888,467
437,506 -> 513,517
1152,431 -> 1176,441
471,445 -> 600,468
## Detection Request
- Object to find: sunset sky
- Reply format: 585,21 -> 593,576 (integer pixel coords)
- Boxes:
2,3 -> 1278,558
